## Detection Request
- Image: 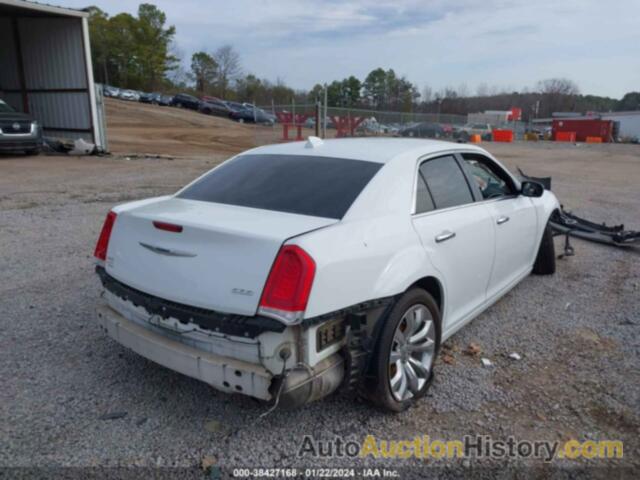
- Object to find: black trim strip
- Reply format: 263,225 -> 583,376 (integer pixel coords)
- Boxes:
96,266 -> 396,333
96,266 -> 285,338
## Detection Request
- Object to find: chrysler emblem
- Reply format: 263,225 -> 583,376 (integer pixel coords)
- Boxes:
12,122 -> 20,130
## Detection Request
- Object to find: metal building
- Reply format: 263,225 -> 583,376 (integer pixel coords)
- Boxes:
601,111 -> 640,142
0,0 -> 107,151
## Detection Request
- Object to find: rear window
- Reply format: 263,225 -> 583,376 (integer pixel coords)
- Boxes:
178,154 -> 383,219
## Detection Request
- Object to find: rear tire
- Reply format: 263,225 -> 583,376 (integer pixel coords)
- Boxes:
533,221 -> 556,275
366,288 -> 440,412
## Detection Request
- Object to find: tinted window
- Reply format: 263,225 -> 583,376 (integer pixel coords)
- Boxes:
415,173 -> 435,214
178,154 -> 383,219
419,155 -> 473,209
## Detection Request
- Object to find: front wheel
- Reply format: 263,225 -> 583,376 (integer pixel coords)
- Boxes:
366,288 -> 440,412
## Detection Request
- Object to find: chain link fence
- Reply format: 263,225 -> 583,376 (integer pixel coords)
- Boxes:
248,102 -> 530,147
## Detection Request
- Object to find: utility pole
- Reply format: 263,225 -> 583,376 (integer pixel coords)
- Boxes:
323,84 -> 328,139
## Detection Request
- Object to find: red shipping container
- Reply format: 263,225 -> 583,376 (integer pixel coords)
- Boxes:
556,131 -> 576,142
552,119 -> 613,143
492,129 -> 513,142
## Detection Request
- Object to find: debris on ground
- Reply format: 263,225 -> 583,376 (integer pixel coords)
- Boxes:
518,167 -> 640,247
441,353 -> 456,365
550,207 -> 640,246
481,358 -> 494,367
464,342 -> 482,356
42,137 -> 96,156
69,139 -> 96,156
508,353 -> 522,361
42,137 -> 74,154
201,455 -> 217,471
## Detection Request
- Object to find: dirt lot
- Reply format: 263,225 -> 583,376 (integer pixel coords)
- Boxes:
1,102 -> 639,478
105,98 -> 314,156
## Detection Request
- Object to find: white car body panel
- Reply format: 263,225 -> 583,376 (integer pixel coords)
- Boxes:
96,138 -> 560,404
107,196 -> 336,315
411,202 -> 495,332
483,195 -> 538,297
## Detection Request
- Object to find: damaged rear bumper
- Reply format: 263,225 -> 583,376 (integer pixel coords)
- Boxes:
96,302 -> 345,407
97,303 -> 274,400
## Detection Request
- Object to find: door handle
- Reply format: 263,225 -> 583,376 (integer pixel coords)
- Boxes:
435,231 -> 456,243
497,216 -> 510,225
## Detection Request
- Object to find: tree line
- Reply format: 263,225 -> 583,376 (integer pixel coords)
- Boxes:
87,4 -> 640,118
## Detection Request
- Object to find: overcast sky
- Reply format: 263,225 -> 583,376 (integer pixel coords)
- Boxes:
64,0 -> 639,98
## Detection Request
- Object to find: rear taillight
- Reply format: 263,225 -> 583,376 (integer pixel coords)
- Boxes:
94,211 -> 117,261
258,245 -> 315,324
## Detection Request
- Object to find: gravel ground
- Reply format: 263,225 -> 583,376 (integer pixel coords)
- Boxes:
1,142 -> 639,479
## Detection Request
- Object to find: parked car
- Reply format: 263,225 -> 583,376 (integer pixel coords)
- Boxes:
118,89 -> 139,101
0,99 -> 42,155
103,85 -> 120,98
229,106 -> 275,125
171,93 -> 201,110
224,101 -> 245,114
454,123 -> 493,141
398,122 -> 445,139
139,92 -> 161,104
199,98 -> 234,117
94,138 -> 558,411
157,95 -> 173,107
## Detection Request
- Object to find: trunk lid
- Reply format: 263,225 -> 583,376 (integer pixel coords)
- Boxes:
106,197 -> 336,315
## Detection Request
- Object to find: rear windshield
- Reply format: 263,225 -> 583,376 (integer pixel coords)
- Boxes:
178,154 -> 383,219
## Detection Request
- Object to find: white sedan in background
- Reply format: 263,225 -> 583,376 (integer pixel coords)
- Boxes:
94,138 -> 558,412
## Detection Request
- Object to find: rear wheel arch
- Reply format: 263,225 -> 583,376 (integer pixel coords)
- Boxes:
366,276 -> 444,358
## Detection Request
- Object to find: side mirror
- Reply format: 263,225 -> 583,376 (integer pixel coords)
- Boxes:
521,181 -> 544,198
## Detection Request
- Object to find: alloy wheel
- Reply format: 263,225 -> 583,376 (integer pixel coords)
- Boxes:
388,304 -> 436,401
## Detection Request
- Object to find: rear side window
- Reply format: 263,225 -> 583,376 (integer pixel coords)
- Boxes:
415,174 -> 435,214
178,154 -> 383,219
418,155 -> 473,210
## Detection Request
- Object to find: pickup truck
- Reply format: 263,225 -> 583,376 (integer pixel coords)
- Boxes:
0,99 -> 42,155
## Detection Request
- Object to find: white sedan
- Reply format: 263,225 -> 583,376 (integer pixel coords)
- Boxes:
94,138 -> 559,412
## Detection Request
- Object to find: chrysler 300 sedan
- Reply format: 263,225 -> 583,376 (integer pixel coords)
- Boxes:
94,138 -> 558,412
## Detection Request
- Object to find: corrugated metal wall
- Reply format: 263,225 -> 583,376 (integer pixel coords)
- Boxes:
0,17 -> 20,94
0,15 -> 97,144
28,92 -> 90,130
20,18 -> 87,90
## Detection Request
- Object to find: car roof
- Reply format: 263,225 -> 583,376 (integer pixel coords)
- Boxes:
246,137 -> 487,164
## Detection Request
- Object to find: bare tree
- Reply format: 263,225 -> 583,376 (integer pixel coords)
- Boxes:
421,85 -> 433,103
536,78 -> 580,116
536,78 -> 580,96
476,82 -> 489,97
457,83 -> 470,98
214,45 -> 242,99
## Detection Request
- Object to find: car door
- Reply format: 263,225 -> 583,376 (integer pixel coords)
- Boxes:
459,153 -> 538,299
411,154 -> 495,332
